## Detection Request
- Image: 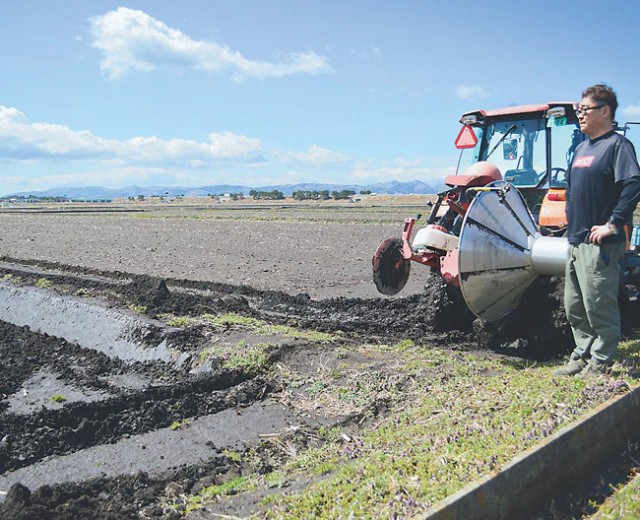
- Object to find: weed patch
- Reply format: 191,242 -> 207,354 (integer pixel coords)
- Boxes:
35,277 -> 53,288
163,312 -> 339,343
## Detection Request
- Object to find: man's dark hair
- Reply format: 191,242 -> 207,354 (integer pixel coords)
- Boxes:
582,84 -> 618,119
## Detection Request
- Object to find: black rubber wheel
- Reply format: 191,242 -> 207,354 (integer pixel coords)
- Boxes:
372,237 -> 411,296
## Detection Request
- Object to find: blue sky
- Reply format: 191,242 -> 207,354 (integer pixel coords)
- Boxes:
2,1 -> 640,196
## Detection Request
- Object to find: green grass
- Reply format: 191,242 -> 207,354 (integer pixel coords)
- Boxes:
223,449 -> 243,463
259,355 -> 632,518
175,334 -> 640,518
198,340 -> 271,375
55,202 -> 430,226
591,471 -> 640,519
587,337 -> 640,519
255,337 -> 640,519
169,419 -> 189,431
178,476 -> 258,515
202,313 -> 338,342
112,205 -> 428,225
223,342 -> 271,375
166,316 -> 191,327
35,277 -> 53,288
168,309 -> 341,373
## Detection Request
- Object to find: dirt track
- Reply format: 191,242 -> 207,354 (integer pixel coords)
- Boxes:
0,204 -> 581,519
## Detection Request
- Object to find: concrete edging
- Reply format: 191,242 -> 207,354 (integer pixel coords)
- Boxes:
424,384 -> 640,520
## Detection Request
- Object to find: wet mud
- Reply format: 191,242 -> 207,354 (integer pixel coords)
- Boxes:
0,256 -> 578,519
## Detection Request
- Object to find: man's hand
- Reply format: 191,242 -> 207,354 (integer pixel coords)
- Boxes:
589,223 -> 617,244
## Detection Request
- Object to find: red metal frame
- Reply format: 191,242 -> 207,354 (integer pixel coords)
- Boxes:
401,218 -> 438,267
400,216 -> 460,285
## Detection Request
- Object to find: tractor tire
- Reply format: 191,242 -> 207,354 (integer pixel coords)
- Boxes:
619,282 -> 639,337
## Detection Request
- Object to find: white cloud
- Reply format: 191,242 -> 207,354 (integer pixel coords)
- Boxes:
349,46 -> 382,60
454,85 -> 488,101
280,145 -> 348,166
0,106 -> 112,159
118,132 -> 264,164
621,103 -> 640,118
351,158 -> 456,183
0,175 -> 28,186
0,106 -> 265,165
89,7 -> 332,80
0,107 -> 460,194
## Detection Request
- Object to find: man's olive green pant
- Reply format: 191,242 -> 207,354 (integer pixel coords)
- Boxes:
564,241 -> 626,364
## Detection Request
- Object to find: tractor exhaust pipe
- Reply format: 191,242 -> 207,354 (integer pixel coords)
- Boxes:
458,185 -> 568,321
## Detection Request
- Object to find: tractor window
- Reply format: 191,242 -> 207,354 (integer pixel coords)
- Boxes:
550,123 -> 583,188
484,118 -> 546,187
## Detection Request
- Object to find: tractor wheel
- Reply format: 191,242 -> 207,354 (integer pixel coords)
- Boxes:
619,278 -> 640,337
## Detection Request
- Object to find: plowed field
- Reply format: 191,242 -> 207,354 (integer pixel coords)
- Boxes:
1,202 -> 631,520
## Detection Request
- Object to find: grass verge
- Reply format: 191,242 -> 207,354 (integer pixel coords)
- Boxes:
177,335 -> 640,519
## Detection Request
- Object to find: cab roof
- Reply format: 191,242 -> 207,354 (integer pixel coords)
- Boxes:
461,102 -> 578,124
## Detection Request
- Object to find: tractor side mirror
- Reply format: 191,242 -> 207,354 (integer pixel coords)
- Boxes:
503,139 -> 518,161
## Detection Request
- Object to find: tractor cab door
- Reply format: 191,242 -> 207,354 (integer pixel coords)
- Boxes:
538,116 -> 584,231
480,118 -> 548,219
483,118 -> 546,188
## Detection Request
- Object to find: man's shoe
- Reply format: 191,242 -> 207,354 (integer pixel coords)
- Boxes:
553,356 -> 587,377
577,359 -> 611,378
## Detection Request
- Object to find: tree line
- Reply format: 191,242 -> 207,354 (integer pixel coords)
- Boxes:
248,189 -> 285,200
291,189 -> 358,200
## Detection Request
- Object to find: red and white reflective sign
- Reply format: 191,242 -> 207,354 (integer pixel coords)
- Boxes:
455,125 -> 478,149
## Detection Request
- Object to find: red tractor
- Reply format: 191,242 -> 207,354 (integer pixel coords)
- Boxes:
373,102 -> 640,331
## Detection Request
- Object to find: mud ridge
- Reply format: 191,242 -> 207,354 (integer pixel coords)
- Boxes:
1,258 -> 576,358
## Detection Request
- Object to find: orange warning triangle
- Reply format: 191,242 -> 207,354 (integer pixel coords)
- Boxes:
455,125 -> 478,149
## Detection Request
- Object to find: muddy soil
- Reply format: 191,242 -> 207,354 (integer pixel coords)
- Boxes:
0,208 -> 581,519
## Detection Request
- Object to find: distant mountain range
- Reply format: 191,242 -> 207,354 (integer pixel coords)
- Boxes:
7,179 -> 442,199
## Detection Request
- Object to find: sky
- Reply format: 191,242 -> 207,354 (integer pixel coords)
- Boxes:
2,0 -> 640,196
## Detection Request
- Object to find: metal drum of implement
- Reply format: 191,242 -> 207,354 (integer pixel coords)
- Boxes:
457,185 -> 568,321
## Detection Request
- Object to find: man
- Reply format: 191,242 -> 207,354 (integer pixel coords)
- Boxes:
554,84 -> 640,377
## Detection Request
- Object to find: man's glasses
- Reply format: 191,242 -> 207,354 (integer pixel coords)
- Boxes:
576,105 -> 605,117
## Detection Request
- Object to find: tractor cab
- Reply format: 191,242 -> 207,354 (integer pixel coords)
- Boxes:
455,102 -> 583,232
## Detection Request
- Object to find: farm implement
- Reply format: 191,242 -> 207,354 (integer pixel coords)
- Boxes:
373,102 -> 640,329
